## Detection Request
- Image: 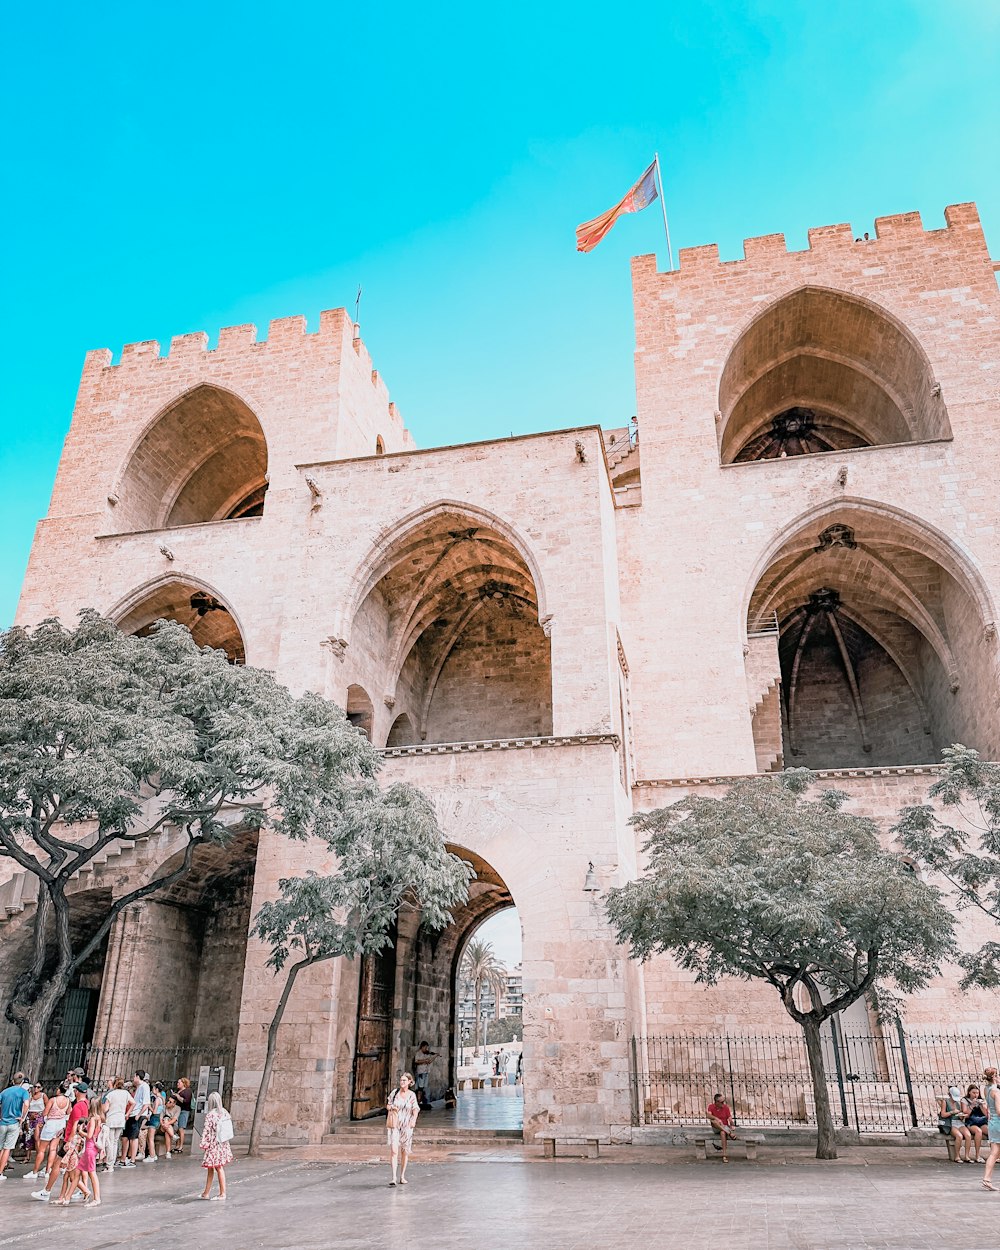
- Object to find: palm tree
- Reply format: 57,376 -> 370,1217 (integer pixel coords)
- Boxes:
460,937 -> 508,1057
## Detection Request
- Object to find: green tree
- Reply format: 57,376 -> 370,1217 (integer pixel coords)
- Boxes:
459,937 -> 508,1057
486,1013 -> 522,1045
248,780 -> 469,1154
0,612 -> 378,1073
895,745 -> 1000,987
605,772 -> 956,1159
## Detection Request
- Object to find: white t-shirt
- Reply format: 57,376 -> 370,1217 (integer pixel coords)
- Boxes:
103,1088 -> 131,1129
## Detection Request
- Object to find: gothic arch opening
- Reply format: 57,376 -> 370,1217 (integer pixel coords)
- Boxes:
385,712 -> 416,747
346,684 -> 375,741
113,385 -> 268,533
114,579 -> 246,665
345,845 -> 522,1131
91,831 -> 260,1071
746,504 -> 999,768
719,287 -> 951,464
351,507 -> 552,744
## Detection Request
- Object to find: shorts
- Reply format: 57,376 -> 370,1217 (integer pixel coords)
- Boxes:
148,1116 -> 160,1128
989,1121 -> 1000,1145
123,1117 -> 145,1141
414,1071 -> 429,1090
178,1110 -> 190,1130
0,1123 -> 20,1151
40,1119 -> 66,1143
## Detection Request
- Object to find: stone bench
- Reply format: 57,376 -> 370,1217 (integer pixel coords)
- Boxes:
539,1134 -> 601,1159
694,1134 -> 763,1161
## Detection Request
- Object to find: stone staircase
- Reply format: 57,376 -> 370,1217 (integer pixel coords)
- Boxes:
746,630 -> 784,773
0,797 -> 250,926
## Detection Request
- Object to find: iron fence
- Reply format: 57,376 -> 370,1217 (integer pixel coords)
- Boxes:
10,1042 -> 236,1103
631,1028 -> 1000,1133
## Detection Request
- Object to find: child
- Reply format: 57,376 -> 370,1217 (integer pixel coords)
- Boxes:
79,1099 -> 103,1206
161,1096 -> 180,1158
54,1122 -> 87,1206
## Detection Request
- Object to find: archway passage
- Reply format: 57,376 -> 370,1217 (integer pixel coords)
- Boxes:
747,505 -> 999,768
113,385 -> 268,533
115,580 -> 246,664
352,508 -> 552,745
719,287 -> 951,464
347,845 -> 522,1132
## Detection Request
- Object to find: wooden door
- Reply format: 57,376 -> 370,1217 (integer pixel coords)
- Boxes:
351,941 -> 396,1119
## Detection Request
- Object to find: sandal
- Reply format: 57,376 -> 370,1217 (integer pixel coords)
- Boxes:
982,1179 -> 997,1191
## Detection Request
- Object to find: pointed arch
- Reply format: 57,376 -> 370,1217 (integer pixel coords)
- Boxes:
717,285 -> 951,463
110,383 -> 268,533
108,574 -> 248,665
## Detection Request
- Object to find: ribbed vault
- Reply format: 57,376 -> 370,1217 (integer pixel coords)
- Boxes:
720,286 -> 951,463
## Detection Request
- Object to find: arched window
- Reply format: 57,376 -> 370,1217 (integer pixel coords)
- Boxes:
113,385 -> 268,532
114,579 -> 246,665
719,288 -> 951,464
375,436 -> 385,455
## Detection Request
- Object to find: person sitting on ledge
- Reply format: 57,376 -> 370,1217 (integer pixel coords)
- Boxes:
707,1092 -> 740,1161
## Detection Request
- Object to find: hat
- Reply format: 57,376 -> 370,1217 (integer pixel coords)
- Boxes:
949,1085 -> 962,1100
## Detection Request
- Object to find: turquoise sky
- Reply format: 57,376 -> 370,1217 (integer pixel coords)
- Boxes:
2,1 -> 998,626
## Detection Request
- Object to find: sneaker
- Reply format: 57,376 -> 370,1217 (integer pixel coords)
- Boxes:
142,1155 -> 156,1163
122,1160 -> 136,1168
70,1192 -> 83,1202
165,1152 -> 172,1159
23,1171 -> 39,1180
104,1165 -> 113,1173
30,1189 -> 50,1202
0,1175 -> 6,1182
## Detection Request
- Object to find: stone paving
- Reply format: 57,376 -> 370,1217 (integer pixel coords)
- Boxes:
1,1146 -> 999,1249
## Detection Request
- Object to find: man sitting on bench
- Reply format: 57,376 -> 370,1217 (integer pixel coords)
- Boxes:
707,1092 -> 740,1161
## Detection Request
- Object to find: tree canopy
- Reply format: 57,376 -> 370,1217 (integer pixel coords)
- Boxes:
895,744 -> 1000,987
0,611 -> 380,1070
606,772 -> 956,1157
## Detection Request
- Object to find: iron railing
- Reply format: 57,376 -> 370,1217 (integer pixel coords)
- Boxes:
10,1042 -> 236,1103
631,1028 -> 1000,1133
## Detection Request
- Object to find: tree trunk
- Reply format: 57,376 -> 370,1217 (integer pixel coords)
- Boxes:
14,958 -> 74,1076
247,957 -> 313,1157
473,979 -> 482,1057
802,1017 -> 837,1160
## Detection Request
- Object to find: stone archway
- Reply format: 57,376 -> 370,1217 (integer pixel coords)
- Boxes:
111,384 -> 268,533
745,501 -> 1000,767
718,285 -> 951,463
346,844 -> 522,1130
111,576 -> 247,665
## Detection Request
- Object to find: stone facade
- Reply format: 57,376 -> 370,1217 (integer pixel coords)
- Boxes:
7,201 -> 1000,1142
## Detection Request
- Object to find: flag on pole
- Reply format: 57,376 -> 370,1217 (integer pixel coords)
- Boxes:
576,161 -> 659,253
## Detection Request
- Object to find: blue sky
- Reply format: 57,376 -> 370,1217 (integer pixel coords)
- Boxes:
2,1 -> 998,625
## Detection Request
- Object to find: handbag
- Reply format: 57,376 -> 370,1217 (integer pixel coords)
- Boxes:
386,1091 -> 400,1130
217,1113 -> 234,1143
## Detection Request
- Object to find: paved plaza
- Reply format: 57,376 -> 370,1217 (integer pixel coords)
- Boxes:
2,1146 -> 999,1250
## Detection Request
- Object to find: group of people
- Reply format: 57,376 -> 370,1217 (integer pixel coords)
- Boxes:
490,1047 -> 521,1085
939,1067 -> 1000,1188
0,1067 -> 234,1204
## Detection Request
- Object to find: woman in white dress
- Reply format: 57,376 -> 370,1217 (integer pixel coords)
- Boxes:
385,1072 -> 420,1187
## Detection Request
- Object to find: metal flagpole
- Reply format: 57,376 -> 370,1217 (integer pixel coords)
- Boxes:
653,153 -> 674,271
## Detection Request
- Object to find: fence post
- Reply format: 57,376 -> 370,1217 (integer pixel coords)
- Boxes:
829,1015 -> 851,1128
895,1020 -> 918,1129
629,1036 -> 640,1126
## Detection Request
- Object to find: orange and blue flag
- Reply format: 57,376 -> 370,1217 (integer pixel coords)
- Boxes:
576,161 -> 659,253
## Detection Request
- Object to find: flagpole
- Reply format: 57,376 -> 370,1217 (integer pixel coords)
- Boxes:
653,153 -> 674,271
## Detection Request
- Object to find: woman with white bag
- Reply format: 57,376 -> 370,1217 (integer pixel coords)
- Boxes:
198,1091 -> 234,1200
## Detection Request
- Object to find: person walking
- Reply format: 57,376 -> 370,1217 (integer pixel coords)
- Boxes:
27,1081 -> 71,1180
78,1098 -> 103,1206
0,1072 -> 30,1180
198,1091 -> 233,1200
981,1068 -> 1000,1190
386,1072 -> 420,1187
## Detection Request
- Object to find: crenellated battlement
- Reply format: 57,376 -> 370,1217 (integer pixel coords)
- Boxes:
81,307 -> 399,413
631,202 -> 991,287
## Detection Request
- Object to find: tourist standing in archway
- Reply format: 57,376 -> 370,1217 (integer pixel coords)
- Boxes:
386,1073 -> 419,1186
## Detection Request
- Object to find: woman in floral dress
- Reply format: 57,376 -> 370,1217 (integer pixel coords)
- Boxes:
386,1072 -> 420,1186
198,1091 -> 233,1200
